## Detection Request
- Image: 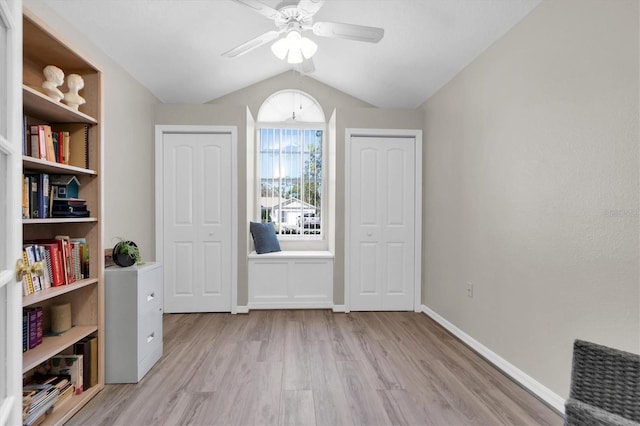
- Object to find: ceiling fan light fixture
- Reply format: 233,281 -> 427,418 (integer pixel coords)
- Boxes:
271,29 -> 317,64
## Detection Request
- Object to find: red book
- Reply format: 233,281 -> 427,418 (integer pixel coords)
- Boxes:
55,235 -> 75,285
55,130 -> 64,163
42,243 -> 64,286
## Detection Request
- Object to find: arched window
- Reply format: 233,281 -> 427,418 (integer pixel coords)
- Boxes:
257,89 -> 325,123
256,90 -> 326,239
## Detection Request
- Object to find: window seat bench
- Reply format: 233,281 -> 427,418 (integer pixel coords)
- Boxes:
248,251 -> 334,309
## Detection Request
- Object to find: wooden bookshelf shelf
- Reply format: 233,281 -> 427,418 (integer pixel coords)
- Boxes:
23,85 -> 97,125
23,278 -> 98,307
23,217 -> 98,225
22,155 -> 97,175
23,325 -> 98,372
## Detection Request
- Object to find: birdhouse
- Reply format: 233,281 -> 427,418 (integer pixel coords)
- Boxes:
50,175 -> 80,199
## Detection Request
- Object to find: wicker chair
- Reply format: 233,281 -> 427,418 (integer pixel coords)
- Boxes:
565,339 -> 640,426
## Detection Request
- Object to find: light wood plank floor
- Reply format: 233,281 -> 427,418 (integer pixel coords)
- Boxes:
68,311 -> 562,426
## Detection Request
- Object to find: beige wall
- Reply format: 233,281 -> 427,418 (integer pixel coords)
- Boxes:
420,0 -> 639,398
24,1 -> 160,262
208,71 -> 373,119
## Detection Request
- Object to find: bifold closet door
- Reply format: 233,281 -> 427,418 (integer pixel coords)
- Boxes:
162,131 -> 232,313
348,135 -> 416,311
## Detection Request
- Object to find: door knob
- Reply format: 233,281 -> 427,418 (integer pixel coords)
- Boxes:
367,232 -> 373,237
16,259 -> 44,281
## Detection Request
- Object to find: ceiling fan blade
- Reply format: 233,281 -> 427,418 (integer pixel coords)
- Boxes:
231,0 -> 282,20
312,21 -> 384,43
222,30 -> 281,58
297,0 -> 324,17
296,57 -> 316,74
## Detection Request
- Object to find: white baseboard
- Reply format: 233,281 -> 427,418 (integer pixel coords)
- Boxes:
332,305 -> 346,313
421,305 -> 565,414
235,305 -> 249,314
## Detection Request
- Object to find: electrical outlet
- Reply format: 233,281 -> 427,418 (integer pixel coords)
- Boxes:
466,282 -> 473,298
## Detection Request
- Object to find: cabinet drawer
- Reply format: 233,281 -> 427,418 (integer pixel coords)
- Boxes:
137,308 -> 162,361
138,268 -> 163,315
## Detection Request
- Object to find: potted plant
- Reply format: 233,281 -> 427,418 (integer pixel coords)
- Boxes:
112,238 -> 142,267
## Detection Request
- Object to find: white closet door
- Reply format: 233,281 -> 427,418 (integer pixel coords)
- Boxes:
348,135 -> 416,311
161,131 -> 233,313
0,1 -> 23,424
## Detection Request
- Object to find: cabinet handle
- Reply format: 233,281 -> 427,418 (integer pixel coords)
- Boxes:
147,292 -> 154,302
147,332 -> 155,343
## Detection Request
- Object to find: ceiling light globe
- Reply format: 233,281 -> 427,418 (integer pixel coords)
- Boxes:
271,38 -> 289,60
299,37 -> 317,59
287,47 -> 303,64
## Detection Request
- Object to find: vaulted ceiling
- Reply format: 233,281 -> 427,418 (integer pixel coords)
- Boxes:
43,0 -> 541,109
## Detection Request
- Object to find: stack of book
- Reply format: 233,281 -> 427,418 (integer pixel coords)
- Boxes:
22,374 -> 72,426
21,236 -> 90,297
52,198 -> 89,218
23,121 -> 89,169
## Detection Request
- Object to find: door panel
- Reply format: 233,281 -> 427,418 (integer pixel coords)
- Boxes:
0,1 -> 22,423
349,136 -> 415,311
162,132 -> 232,312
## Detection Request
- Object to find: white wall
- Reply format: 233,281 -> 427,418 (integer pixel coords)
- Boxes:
24,1 -> 160,262
421,0 -> 639,398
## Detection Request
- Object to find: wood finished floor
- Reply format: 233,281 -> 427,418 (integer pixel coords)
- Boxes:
68,311 -> 562,426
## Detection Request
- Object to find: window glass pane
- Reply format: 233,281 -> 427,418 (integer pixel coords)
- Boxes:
0,17 -> 7,138
259,128 -> 322,237
0,285 -> 5,402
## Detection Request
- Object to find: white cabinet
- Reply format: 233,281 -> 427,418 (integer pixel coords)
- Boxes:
248,251 -> 333,309
105,262 -> 163,383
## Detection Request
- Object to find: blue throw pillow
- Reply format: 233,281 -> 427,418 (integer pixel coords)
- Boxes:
250,222 -> 281,254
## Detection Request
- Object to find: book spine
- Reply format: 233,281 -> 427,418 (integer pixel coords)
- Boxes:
82,243 -> 90,279
35,307 -> 43,345
72,243 -> 81,281
24,245 -> 41,292
47,244 -> 65,286
29,124 -> 47,160
29,132 -> 39,159
38,173 -> 50,219
74,340 -> 91,391
22,174 -> 29,219
44,125 -> 55,162
22,310 -> 28,352
22,249 -> 33,296
29,175 -> 38,218
27,308 -> 37,349
40,245 -> 52,290
52,131 -> 59,162
63,131 -> 70,165
23,115 -> 28,156
55,131 -> 64,163
55,236 -> 74,285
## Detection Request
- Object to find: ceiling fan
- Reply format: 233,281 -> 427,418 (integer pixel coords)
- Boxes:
222,0 -> 385,73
